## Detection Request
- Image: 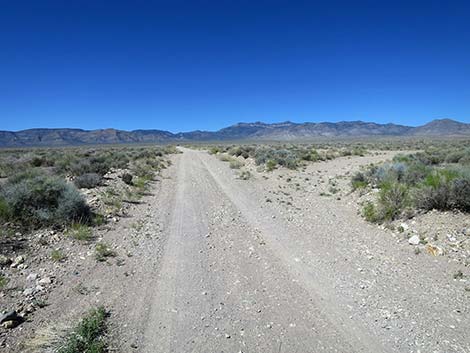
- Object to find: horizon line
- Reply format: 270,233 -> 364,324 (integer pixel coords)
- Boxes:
1,117 -> 462,134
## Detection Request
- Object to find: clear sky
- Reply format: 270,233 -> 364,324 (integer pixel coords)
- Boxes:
1,0 -> 469,132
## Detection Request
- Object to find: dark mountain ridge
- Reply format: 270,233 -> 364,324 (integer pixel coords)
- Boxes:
0,118 -> 469,147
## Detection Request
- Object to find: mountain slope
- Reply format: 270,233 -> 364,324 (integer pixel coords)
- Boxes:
410,118 -> 470,136
0,119 -> 468,147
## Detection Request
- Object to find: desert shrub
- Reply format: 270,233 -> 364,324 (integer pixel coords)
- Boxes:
30,156 -> 55,167
51,249 -> 66,262
414,185 -> 449,211
445,150 -> 466,163
254,148 -> 299,170
69,157 -> 110,177
95,242 -> 116,262
413,169 -> 455,211
238,170 -> 251,180
449,178 -> 470,211
218,154 -> 232,162
228,146 -> 254,158
131,161 -> 154,179
362,201 -> 379,222
351,171 -> 368,189
266,160 -> 277,171
74,173 -> 102,189
0,274 -> 8,288
378,182 -> 409,220
0,172 -> 90,228
229,159 -> 244,169
57,306 -> 108,353
300,149 -> 320,162
401,162 -> 431,185
66,223 -> 93,241
352,147 -> 367,156
0,197 -> 9,220
209,147 -> 220,155
121,173 -> 133,185
459,154 -> 470,165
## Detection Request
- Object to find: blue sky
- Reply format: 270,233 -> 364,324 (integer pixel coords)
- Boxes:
1,0 -> 469,132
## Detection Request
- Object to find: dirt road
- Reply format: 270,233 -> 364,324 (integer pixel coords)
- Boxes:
8,148 -> 468,353
120,148 -> 469,353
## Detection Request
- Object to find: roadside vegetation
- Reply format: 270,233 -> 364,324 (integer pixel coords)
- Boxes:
208,143 -> 368,171
352,146 -> 470,223
0,145 -> 177,230
27,306 -> 109,353
0,144 -> 177,340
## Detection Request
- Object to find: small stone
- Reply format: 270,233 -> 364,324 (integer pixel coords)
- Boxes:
10,255 -> 25,268
1,320 -> 17,329
0,311 -> 23,327
23,288 -> 35,296
24,303 -> 36,313
38,277 -> 52,285
408,235 -> 420,245
0,255 -> 11,267
26,273 -> 38,281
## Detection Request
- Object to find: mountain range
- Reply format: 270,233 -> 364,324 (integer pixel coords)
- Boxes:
0,118 -> 469,147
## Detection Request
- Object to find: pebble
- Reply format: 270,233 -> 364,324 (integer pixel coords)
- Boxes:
38,277 -> 52,285
26,273 -> 38,281
0,255 -> 11,267
23,288 -> 35,296
10,255 -> 25,268
408,235 -> 420,245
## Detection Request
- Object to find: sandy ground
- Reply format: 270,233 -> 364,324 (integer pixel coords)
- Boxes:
2,148 -> 469,353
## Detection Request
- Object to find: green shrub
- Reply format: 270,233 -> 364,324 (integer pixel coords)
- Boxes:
238,170 -> 251,180
0,172 -> 90,228
69,157 -> 110,177
66,223 -> 93,241
229,159 -> 244,169
74,173 -> 102,189
449,178 -> 470,211
218,154 -> 232,162
57,306 -> 108,353
266,160 -> 277,171
378,182 -> 409,220
254,148 -> 299,170
0,274 -> 8,289
0,197 -> 10,220
131,161 -> 155,179
414,169 -> 457,211
209,147 -> 220,155
362,201 -> 379,222
351,172 -> 368,189
51,249 -> 66,262
401,162 -> 431,185
95,242 -> 116,262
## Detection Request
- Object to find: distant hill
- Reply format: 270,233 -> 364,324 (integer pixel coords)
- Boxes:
409,118 -> 470,136
0,118 -> 468,147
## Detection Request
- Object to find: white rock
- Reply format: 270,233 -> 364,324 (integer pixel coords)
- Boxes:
408,235 -> 420,245
26,273 -> 38,281
10,255 -> 25,268
38,277 -> 52,285
23,288 -> 34,296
